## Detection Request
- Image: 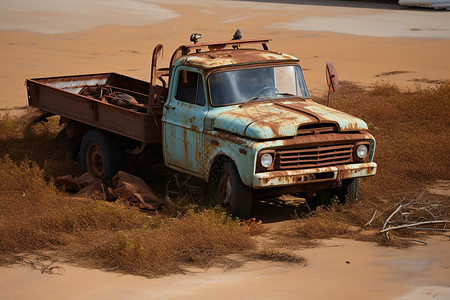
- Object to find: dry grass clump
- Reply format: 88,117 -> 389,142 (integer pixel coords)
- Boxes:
281,205 -> 354,241
0,112 -> 80,179
81,210 -> 253,276
285,216 -> 350,240
247,248 -> 307,265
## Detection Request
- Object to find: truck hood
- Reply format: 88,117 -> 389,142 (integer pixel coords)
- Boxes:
209,100 -> 368,140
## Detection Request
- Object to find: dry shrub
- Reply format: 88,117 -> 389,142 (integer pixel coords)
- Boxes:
316,81 -> 450,196
0,112 -> 79,179
280,192 -> 449,247
283,208 -> 352,240
0,155 -> 53,194
80,210 -> 253,276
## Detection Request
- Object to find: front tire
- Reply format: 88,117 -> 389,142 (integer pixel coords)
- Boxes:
215,161 -> 252,219
80,129 -> 125,182
336,178 -> 360,204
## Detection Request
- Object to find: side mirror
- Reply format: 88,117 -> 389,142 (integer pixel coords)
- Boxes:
326,61 -> 339,106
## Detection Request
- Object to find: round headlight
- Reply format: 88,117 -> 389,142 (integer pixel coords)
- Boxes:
356,144 -> 368,159
260,153 -> 273,168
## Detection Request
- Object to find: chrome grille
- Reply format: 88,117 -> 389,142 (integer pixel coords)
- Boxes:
276,144 -> 353,170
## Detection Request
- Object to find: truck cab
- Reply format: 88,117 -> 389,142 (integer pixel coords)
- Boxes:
160,39 -> 377,218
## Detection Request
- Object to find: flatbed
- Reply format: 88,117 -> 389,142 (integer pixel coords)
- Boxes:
26,72 -> 162,143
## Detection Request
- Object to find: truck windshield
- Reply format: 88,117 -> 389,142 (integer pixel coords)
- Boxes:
208,65 -> 309,106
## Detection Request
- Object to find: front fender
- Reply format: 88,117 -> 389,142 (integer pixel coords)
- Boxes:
203,131 -> 256,187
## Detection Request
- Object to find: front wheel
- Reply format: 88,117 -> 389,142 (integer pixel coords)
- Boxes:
335,178 -> 360,204
80,129 -> 125,182
214,161 -> 252,219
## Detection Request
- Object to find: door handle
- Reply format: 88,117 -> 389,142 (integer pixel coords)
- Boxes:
165,104 -> 175,110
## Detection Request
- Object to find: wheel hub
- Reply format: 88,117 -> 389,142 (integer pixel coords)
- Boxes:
86,144 -> 104,178
217,169 -> 232,208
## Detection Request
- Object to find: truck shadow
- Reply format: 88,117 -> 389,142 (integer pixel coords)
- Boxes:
140,165 -> 310,223
251,197 -> 310,223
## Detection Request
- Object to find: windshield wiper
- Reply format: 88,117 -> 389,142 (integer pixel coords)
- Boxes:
239,93 -> 306,108
278,93 -> 308,101
239,97 -> 262,108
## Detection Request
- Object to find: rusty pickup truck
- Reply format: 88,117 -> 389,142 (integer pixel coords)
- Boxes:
26,35 -> 377,218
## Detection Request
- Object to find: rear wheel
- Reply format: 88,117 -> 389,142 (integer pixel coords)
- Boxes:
80,129 -> 124,182
215,161 -> 252,219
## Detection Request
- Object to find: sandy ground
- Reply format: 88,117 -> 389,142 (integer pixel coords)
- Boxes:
1,235 -> 449,300
0,0 -> 449,299
1,0 -> 450,110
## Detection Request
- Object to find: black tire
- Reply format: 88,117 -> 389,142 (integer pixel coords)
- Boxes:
80,129 -> 125,182
336,178 -> 360,204
306,188 -> 332,210
55,127 -> 81,160
215,161 -> 252,219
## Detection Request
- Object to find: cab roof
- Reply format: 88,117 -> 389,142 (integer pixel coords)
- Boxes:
169,39 -> 299,70
176,49 -> 299,69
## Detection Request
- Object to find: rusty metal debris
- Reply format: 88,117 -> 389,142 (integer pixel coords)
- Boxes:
79,84 -> 146,112
56,171 -> 162,211
381,193 -> 450,241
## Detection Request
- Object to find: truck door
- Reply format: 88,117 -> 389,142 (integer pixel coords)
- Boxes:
162,68 -> 207,175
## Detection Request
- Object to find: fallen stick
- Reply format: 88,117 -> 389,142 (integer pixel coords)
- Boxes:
405,227 -> 450,231
380,220 -> 449,233
410,239 -> 428,245
383,204 -> 403,231
364,209 -> 378,228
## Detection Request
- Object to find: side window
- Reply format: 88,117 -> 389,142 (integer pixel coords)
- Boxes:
175,70 -> 205,106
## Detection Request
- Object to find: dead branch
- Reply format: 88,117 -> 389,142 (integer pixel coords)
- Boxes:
383,204 -> 403,231
381,220 -> 449,233
22,258 -> 65,275
380,193 -> 449,242
364,210 -> 378,228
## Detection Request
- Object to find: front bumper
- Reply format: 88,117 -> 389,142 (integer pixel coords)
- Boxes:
252,162 -> 377,189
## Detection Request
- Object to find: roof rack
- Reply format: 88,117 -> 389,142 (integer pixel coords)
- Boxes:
169,38 -> 271,68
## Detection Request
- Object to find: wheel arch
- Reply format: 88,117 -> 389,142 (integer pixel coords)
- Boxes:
206,151 -> 253,187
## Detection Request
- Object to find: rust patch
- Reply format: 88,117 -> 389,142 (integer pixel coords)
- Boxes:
239,148 -> 247,154
213,130 -> 250,147
180,49 -> 298,70
183,129 -> 189,160
274,102 -> 328,123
